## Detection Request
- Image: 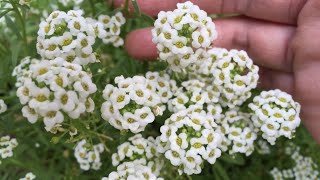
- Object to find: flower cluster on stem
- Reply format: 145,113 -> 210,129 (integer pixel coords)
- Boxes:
74,139 -> 104,171
152,1 -> 217,72
0,136 -> 18,159
16,58 -> 97,132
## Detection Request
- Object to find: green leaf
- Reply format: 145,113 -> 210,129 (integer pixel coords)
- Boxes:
132,0 -> 141,16
0,9 -> 12,19
215,162 -> 231,180
5,15 -> 23,40
11,42 -> 21,67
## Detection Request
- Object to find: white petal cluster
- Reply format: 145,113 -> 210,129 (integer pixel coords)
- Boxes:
0,136 -> 18,159
16,58 -> 97,132
101,73 -> 175,133
102,159 -> 163,180
159,107 -> 222,175
19,0 -> 32,6
145,71 -> 178,106
216,109 -> 257,156
97,12 -> 126,47
249,89 -> 301,145
256,140 -> 271,155
12,56 -> 40,88
270,146 -> 319,180
111,134 -> 163,176
175,48 -> 258,108
168,79 -> 221,113
37,10 -> 125,65
152,1 -> 217,72
209,48 -> 259,108
74,139 -> 104,171
58,0 -> 83,7
19,172 -> 36,180
0,99 -> 7,114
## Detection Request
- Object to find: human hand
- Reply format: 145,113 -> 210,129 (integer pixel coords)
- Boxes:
113,0 -> 320,143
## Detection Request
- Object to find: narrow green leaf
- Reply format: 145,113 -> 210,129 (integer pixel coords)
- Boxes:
132,0 -> 141,16
215,162 -> 231,180
11,42 -> 21,67
5,15 -> 23,40
0,9 -> 12,19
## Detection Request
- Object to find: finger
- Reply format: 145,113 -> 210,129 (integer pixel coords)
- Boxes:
125,17 -> 295,72
258,67 -> 294,94
125,28 -> 158,60
113,0 -> 307,24
215,17 -> 295,72
114,0 -> 180,17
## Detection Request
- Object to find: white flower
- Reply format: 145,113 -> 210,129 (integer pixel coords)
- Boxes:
42,110 -> 64,131
110,89 -> 130,109
68,102 -> 86,119
165,148 -> 185,166
0,99 -> 7,114
182,150 -> 202,170
73,77 -> 97,98
123,112 -> 140,132
19,172 -> 36,180
202,147 -> 221,164
76,33 -> 95,54
22,106 -> 38,124
68,18 -> 88,36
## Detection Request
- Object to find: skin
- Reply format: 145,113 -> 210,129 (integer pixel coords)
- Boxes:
112,0 -> 320,143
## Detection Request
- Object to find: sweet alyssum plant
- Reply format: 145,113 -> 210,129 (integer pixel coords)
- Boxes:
0,1 -> 319,180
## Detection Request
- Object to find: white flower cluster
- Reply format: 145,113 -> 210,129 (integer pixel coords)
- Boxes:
0,99 -> 7,114
19,0 -> 32,6
209,48 -> 259,108
16,58 -> 97,131
111,134 -> 163,176
270,146 -> 319,180
168,79 -> 221,113
102,159 -> 163,180
0,136 -> 18,159
58,0 -> 83,7
249,89 -> 301,145
256,139 -> 271,155
37,10 -> 125,65
19,172 -> 36,180
101,72 -> 176,133
74,139 -> 104,171
217,109 -> 257,156
96,12 -> 126,47
152,1 -> 217,72
12,56 -> 40,88
159,107 -> 222,175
